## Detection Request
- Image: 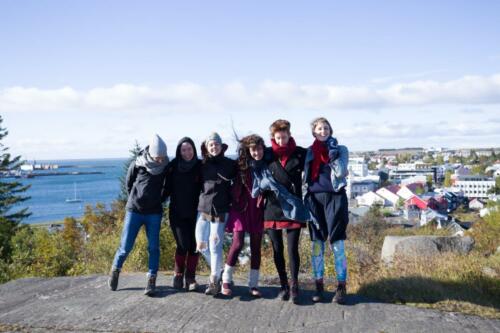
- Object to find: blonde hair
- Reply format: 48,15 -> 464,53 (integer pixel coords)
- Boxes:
310,117 -> 333,137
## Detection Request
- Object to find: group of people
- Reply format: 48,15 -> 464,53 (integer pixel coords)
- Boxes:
107,117 -> 350,305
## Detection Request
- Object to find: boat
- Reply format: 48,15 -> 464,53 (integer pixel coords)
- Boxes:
66,183 -> 83,203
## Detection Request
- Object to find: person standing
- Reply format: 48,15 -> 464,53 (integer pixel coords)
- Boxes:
108,134 -> 169,296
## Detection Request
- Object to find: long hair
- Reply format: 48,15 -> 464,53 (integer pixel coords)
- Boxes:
236,134 -> 265,187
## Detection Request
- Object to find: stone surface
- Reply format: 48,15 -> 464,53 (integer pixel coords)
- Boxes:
0,273 -> 498,333
381,235 -> 475,264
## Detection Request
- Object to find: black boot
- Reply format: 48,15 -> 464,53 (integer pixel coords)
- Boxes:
144,274 -> 157,296
333,282 -> 347,305
291,280 -> 299,305
312,279 -> 324,303
173,273 -> 184,290
278,284 -> 290,301
108,268 -> 120,291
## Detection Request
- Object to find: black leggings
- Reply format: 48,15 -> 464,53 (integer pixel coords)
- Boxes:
170,217 -> 197,256
266,228 -> 301,284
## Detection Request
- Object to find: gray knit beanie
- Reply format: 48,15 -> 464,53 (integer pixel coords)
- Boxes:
149,134 -> 167,158
205,132 -> 222,147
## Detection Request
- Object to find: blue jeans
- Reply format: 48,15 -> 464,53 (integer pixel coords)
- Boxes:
112,211 -> 162,275
311,239 -> 347,282
195,214 -> 227,277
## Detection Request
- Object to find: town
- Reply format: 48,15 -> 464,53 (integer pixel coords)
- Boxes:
346,146 -> 500,234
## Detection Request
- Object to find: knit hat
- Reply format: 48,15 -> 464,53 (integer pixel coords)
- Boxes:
149,134 -> 167,158
205,132 -> 222,147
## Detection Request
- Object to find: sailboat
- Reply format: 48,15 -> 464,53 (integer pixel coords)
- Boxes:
66,183 -> 83,203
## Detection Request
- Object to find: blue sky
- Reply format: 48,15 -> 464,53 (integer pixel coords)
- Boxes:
1,1 -> 500,159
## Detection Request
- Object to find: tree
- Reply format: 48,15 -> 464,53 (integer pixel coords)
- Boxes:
0,116 -> 31,260
436,155 -> 444,165
117,141 -> 142,204
487,176 -> 500,195
426,174 -> 434,191
444,170 -> 453,187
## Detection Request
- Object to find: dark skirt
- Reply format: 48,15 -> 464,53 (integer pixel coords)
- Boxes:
306,189 -> 349,243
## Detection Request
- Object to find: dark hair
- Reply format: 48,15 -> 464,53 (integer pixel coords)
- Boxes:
269,119 -> 291,137
236,134 -> 265,186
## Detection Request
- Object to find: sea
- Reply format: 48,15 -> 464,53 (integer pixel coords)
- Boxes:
17,158 -> 127,224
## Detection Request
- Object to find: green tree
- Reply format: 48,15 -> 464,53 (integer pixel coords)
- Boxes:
117,141 -> 142,204
444,170 -> 453,187
436,155 -> 444,165
0,116 -> 31,260
426,174 -> 434,190
487,176 -> 500,195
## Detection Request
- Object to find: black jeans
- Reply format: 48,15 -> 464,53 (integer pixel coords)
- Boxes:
170,217 -> 197,256
266,228 -> 301,285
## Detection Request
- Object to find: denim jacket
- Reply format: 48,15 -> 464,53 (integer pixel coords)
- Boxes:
251,166 -> 311,223
304,138 -> 349,192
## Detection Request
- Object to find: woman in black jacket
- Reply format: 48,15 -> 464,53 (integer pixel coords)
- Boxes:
195,132 -> 237,296
165,137 -> 202,291
263,119 -> 307,304
109,134 -> 169,297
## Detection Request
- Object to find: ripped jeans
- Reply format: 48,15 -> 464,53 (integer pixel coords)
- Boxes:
195,213 -> 227,278
311,239 -> 347,282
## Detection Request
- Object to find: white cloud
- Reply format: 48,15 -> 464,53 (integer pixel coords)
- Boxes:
2,73 -> 500,114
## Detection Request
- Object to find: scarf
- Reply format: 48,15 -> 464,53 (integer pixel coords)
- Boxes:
271,136 -> 297,168
177,157 -> 197,173
135,147 -> 169,175
311,139 -> 330,182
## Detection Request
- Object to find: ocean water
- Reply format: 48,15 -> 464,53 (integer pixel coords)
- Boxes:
17,159 -> 127,224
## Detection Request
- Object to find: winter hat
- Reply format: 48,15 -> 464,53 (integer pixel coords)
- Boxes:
149,134 -> 167,158
205,132 -> 222,147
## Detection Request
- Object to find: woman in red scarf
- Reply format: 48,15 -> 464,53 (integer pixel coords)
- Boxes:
262,119 -> 307,304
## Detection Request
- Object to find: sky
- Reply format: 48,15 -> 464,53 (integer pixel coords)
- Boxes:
1,0 -> 500,159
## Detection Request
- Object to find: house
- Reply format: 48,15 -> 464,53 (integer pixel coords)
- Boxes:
397,182 -> 426,200
376,185 -> 402,207
420,208 -> 448,227
356,191 -> 385,207
403,205 -> 420,225
405,195 -> 428,210
469,198 -> 486,210
348,178 -> 379,199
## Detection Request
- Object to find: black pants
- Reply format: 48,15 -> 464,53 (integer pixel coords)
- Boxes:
170,217 -> 197,256
307,190 -> 349,244
266,228 -> 301,285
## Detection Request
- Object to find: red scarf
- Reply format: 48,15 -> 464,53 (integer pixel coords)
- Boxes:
311,139 -> 329,182
271,136 -> 297,168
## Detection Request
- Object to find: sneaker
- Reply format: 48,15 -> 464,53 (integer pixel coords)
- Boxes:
291,282 -> 299,305
312,280 -> 324,303
204,276 -> 220,296
185,277 -> 198,292
108,268 -> 120,291
144,274 -> 157,296
173,273 -> 184,290
222,282 -> 232,296
333,282 -> 347,305
249,287 -> 262,298
278,285 -> 290,301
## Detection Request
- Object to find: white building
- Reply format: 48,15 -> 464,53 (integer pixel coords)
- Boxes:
454,175 -> 495,199
468,198 -> 486,210
356,191 -> 385,207
376,185 -> 402,207
349,158 -> 368,177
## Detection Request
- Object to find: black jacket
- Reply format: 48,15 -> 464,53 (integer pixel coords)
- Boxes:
125,160 -> 168,215
263,146 -> 307,221
164,137 -> 202,222
197,143 -> 238,216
